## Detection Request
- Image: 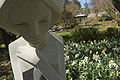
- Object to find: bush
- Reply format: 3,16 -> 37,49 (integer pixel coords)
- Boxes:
81,17 -> 98,26
69,19 -> 78,29
55,32 -> 73,42
105,27 -> 119,37
98,15 -> 113,21
72,27 -> 98,42
64,36 -> 120,80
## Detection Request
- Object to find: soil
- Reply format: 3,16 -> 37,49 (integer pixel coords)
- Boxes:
0,50 -> 13,79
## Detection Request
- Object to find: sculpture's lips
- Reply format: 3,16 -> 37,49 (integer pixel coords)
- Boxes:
27,36 -> 47,46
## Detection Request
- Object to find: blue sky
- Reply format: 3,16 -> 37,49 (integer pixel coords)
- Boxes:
78,0 -> 91,8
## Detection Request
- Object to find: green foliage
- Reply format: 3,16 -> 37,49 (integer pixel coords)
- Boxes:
105,27 -> 119,37
72,0 -> 81,8
72,27 -> 98,42
84,2 -> 90,15
64,34 -> 120,80
55,32 -> 73,42
98,15 -> 113,21
69,18 -> 78,28
0,44 -> 5,48
96,26 -> 107,31
81,17 -> 98,26
0,74 -> 14,80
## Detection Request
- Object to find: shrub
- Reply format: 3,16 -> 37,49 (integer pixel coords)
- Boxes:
55,32 -> 73,42
72,27 -> 98,42
105,27 -> 119,37
81,17 -> 98,26
69,18 -> 78,29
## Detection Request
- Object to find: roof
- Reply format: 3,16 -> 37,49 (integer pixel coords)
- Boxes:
75,13 -> 87,18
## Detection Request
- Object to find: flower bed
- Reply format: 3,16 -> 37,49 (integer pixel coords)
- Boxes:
64,34 -> 120,80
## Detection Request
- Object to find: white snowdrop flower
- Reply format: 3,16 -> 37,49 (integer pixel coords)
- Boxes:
84,56 -> 88,62
75,54 -> 79,58
104,53 -> 107,57
85,48 -> 89,52
79,75 -> 85,79
66,69 -> 70,73
109,60 -> 117,68
71,61 -> 76,66
109,60 -> 114,64
96,51 -> 99,55
65,56 -> 69,61
73,43 -> 75,46
90,50 -> 92,54
83,72 -> 88,76
102,50 -> 105,54
113,63 -> 117,67
97,63 -> 100,68
109,64 -> 112,68
96,78 -> 99,80
98,72 -> 102,77
79,62 -> 82,66
81,60 -> 86,66
93,54 -> 100,61
98,60 -> 101,63
116,65 -> 119,70
98,46 -> 100,49
75,44 -> 78,47
91,41 -> 93,45
94,40 -> 96,44
102,50 -> 107,57
103,39 -> 106,42
90,61 -> 93,64
110,72 -> 115,76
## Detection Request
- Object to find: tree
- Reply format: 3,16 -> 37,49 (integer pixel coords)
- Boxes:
72,0 -> 81,8
84,1 -> 90,15
112,0 -> 120,11
90,0 -> 120,26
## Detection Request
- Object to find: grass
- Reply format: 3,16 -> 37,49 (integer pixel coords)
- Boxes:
55,32 -> 72,36
98,21 -> 112,24
55,32 -> 73,42
95,26 -> 107,31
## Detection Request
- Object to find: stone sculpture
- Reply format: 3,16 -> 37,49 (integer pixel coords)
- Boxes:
0,0 -> 66,80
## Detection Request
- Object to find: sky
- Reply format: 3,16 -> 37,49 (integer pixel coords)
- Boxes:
78,0 -> 91,8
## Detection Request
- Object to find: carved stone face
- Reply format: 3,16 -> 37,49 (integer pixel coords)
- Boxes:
9,0 -> 52,47
0,0 -> 62,47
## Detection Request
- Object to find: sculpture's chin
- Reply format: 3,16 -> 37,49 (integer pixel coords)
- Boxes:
29,36 -> 48,49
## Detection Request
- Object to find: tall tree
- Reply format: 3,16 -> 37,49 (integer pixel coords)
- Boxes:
84,1 -> 90,15
112,0 -> 120,12
90,0 -> 120,26
72,0 -> 81,8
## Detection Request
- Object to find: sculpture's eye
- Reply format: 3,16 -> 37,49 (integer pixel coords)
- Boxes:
16,23 -> 27,25
39,20 -> 49,23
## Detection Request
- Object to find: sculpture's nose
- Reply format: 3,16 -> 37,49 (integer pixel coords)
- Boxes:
28,22 -> 42,39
